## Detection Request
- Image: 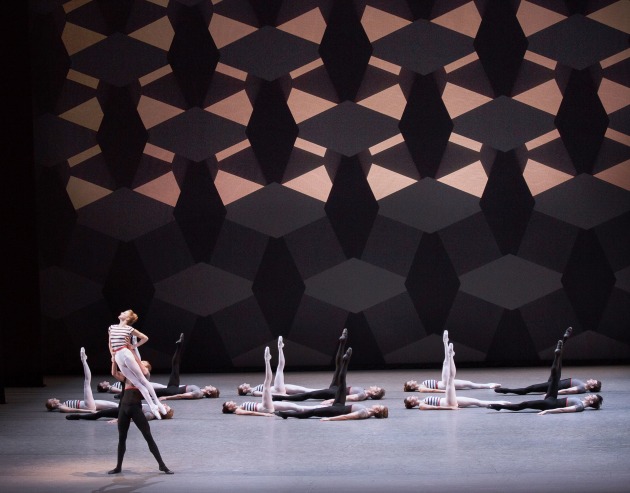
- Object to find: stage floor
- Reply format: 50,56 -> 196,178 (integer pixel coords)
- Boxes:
1,366 -> 629,493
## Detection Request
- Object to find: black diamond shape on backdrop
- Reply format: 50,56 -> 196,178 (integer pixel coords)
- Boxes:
528,14 -> 628,70
149,107 -> 246,162
480,151 -> 535,255
319,0 -> 372,101
378,178 -> 480,233
246,80 -> 299,183
71,33 -> 167,87
372,19 -> 474,75
33,114 -> 96,166
167,3 -> 219,107
77,188 -> 174,241
225,183 -> 326,238
97,85 -> 148,188
453,96 -> 556,152
562,230 -> 616,330
473,0 -> 527,96
486,310 -> 539,363
102,241 -> 155,317
555,69 -> 609,174
154,263 -> 252,317
459,255 -> 562,310
220,26 -> 319,81
299,101 -> 400,157
305,258 -> 407,313
535,174 -> 630,230
325,156 -> 379,258
406,232 -> 460,335
252,237 -> 305,338
399,73 -> 453,178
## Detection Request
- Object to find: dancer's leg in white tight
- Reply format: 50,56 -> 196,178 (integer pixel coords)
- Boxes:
262,347 -> 274,412
81,348 -> 96,411
456,396 -> 511,408
441,330 -> 449,384
115,349 -> 166,417
273,336 -> 286,394
444,343 -> 458,408
452,379 -> 501,389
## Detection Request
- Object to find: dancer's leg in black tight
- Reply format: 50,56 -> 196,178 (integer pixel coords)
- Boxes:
167,333 -> 184,388
329,328 -> 348,388
332,347 -> 351,406
544,340 -> 563,400
108,407 -> 131,473
272,388 -> 335,401
67,408 -> 118,420
495,382 -> 550,395
489,398 -> 563,412
127,404 -> 170,471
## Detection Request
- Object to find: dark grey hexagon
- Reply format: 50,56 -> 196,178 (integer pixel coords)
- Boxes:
528,15 -> 628,70
459,255 -> 562,310
378,178 -> 480,233
71,33 -> 168,87
453,96 -> 556,152
149,107 -> 246,162
220,26 -> 320,81
299,101 -> 400,156
372,19 -> 474,75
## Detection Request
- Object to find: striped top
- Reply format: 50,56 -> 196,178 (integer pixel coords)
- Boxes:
109,325 -> 134,351
63,399 -> 84,410
423,396 -> 442,407
252,384 -> 264,393
240,401 -> 260,412
422,379 -> 439,389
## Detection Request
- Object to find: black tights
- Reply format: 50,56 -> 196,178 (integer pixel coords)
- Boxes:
166,338 -> 183,388
490,342 -> 566,412
278,349 -> 351,419
112,389 -> 167,471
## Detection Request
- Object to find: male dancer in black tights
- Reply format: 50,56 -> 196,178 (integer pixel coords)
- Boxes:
275,347 -> 388,420
488,329 -> 602,415
108,358 -> 174,474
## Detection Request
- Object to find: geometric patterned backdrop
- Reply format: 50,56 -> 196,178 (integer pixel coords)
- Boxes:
29,0 -> 630,374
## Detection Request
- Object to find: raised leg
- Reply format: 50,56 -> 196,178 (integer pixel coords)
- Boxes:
262,347 -> 274,412
441,330 -> 449,383
544,340 -> 563,400
444,343 -> 457,408
273,336 -> 286,394
329,328 -> 348,388
332,348 -> 352,407
167,333 -> 184,388
81,348 -> 96,411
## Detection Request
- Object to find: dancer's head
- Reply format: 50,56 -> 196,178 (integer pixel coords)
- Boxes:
45,398 -> 60,411
118,309 -> 138,325
237,383 -> 251,396
584,394 -> 603,409
371,405 -> 388,418
97,381 -> 111,392
202,385 -> 220,398
586,379 -> 601,392
222,401 -> 238,414
162,405 -> 174,419
404,396 -> 420,409
141,361 -> 152,372
403,380 -> 419,392
367,386 -> 385,399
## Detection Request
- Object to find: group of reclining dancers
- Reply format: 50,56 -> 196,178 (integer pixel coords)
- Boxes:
45,310 -> 604,475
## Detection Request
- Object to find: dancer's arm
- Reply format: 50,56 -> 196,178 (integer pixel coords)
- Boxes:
418,386 -> 444,393
159,391 -> 200,401
557,386 -> 582,395
418,403 -> 458,410
130,329 -> 149,349
538,405 -> 581,415
321,408 -> 370,421
233,408 -> 275,417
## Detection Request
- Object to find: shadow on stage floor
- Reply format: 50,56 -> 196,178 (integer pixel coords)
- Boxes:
1,366 -> 629,493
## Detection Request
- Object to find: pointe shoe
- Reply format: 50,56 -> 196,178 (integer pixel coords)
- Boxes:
555,340 -> 563,353
80,347 -> 87,361
264,346 -> 271,361
157,402 -> 168,415
176,333 -> 184,344
160,465 -> 174,474
278,335 -> 284,349
151,405 -> 162,420
563,327 -> 573,340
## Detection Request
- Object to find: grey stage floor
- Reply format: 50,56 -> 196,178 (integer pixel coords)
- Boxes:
1,366 -> 629,493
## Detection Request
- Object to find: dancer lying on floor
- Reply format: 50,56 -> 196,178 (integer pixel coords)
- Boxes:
46,347 -> 119,413
495,327 -> 601,395
99,333 -> 219,399
275,347 -> 389,420
404,330 -> 500,393
108,309 -> 166,419
66,404 -> 173,422
222,347 -> 332,416
488,337 -> 603,415
404,337 -> 510,410
262,330 -> 385,402
107,358 -> 174,474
